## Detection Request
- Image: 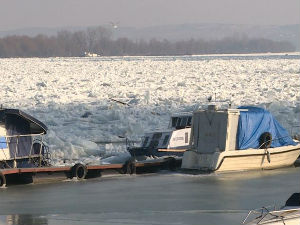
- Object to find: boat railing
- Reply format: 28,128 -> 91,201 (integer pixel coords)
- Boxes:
242,205 -> 300,224
0,132 -> 50,167
242,205 -> 278,224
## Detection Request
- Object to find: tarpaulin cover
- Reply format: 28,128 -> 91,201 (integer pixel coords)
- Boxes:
6,114 -> 32,157
237,106 -> 296,149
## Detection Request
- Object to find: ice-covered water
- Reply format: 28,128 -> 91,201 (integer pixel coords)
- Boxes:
0,53 -> 299,165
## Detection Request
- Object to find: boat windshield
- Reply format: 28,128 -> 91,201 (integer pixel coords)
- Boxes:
170,116 -> 192,129
142,136 -> 150,147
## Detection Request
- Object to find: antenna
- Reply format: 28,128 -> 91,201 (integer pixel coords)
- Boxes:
207,96 -> 212,102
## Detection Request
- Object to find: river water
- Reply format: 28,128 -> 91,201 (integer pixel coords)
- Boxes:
0,166 -> 299,225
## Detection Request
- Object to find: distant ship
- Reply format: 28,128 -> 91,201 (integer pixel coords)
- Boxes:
83,52 -> 99,57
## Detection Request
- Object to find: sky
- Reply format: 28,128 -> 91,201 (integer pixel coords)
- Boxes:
0,0 -> 299,31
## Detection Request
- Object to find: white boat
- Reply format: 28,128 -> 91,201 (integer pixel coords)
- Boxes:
181,105 -> 300,172
243,193 -> 300,225
83,52 -> 99,57
128,113 -> 192,158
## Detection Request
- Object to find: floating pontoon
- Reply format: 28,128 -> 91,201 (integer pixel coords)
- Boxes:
0,109 -> 180,187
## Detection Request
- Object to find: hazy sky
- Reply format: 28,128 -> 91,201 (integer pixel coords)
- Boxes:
0,0 -> 299,31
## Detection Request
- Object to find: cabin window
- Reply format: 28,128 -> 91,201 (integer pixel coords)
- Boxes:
187,117 -> 192,126
142,137 -> 149,147
148,133 -> 162,149
185,132 -> 189,143
172,118 -> 178,128
152,133 -> 162,139
162,135 -> 170,146
176,118 -> 182,128
181,117 -> 188,127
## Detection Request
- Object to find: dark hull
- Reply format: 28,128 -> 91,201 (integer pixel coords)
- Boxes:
128,147 -> 184,158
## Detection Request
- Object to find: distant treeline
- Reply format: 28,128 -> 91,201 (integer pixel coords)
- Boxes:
0,26 -> 295,57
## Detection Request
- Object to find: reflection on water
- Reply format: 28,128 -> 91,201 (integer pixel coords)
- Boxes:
0,167 -> 299,225
0,215 -> 47,225
0,212 -> 245,225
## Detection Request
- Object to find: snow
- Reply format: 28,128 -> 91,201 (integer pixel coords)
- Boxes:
0,54 -> 299,165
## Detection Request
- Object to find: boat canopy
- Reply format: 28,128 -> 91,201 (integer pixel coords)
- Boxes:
0,109 -> 47,134
237,106 -> 296,149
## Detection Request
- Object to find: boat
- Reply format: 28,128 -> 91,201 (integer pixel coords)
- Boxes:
181,105 -> 300,172
83,52 -> 99,57
127,113 -> 192,158
0,108 -> 49,169
243,193 -> 300,224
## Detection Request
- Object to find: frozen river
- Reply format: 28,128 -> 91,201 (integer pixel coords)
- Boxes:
0,166 -> 299,225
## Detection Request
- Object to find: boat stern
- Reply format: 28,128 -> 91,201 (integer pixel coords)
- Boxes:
181,150 -> 221,171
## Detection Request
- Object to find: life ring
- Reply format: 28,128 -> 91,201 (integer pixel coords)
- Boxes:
259,132 -> 272,149
71,163 -> 87,180
0,172 -> 6,187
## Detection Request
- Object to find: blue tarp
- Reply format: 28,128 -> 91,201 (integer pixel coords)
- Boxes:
237,106 -> 296,149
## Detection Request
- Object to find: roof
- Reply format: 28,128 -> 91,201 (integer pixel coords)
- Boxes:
0,108 -> 47,134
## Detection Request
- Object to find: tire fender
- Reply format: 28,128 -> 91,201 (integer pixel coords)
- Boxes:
122,159 -> 136,175
167,157 -> 177,171
0,172 -> 6,187
71,163 -> 87,180
259,132 -> 272,149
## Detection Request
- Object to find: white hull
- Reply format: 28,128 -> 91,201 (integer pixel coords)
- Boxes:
182,144 -> 300,172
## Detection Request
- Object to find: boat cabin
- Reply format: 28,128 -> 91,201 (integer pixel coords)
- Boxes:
128,114 -> 192,157
142,114 -> 192,150
190,105 -> 240,153
0,109 -> 48,168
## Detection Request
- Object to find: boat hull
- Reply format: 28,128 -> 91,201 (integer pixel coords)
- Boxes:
128,146 -> 186,158
181,144 -> 300,172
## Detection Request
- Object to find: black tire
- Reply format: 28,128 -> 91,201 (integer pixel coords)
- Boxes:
0,172 -> 6,187
259,132 -> 272,149
71,163 -> 87,180
167,157 -> 177,171
122,159 -> 136,175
